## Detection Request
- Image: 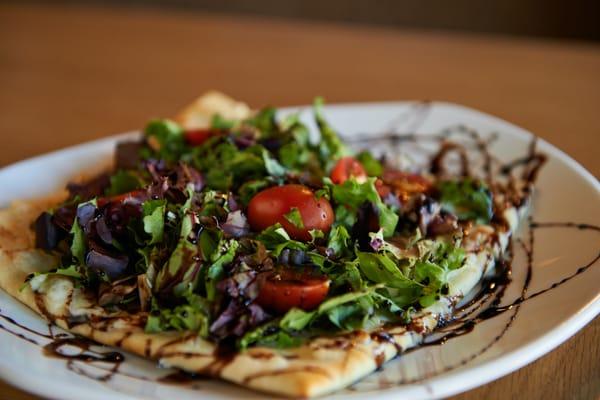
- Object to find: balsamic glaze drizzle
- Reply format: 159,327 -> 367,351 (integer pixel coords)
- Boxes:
0,309 -> 127,381
353,220 -> 599,390
0,323 -> 39,345
43,338 -> 124,363
0,312 -> 52,339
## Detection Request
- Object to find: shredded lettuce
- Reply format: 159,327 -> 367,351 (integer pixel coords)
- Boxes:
32,97 -> 490,353
70,218 -> 86,265
146,292 -> 210,337
256,224 -> 307,256
205,239 -> 239,301
284,207 -> 304,229
211,114 -> 236,130
314,97 -> 347,165
142,200 -> 166,245
143,119 -> 186,163
330,177 -> 399,237
438,179 -> 493,224
326,225 -> 351,257
106,170 -> 143,196
356,151 -> 383,177
261,149 -> 287,177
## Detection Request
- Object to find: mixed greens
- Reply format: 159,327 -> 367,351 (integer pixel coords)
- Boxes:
31,98 -> 495,349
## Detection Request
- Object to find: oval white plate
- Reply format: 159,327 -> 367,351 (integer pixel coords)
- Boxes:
0,102 -> 598,400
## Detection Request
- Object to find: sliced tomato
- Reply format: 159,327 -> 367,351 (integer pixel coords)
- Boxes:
247,184 -> 334,241
256,269 -> 330,314
185,128 -> 223,146
330,157 -> 368,184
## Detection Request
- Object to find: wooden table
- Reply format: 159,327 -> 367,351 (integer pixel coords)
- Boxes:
1,4 -> 598,399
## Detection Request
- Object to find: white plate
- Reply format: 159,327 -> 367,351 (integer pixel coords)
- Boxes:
0,102 -> 598,400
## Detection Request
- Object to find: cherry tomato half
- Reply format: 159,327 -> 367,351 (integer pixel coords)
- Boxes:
330,157 -> 368,184
256,269 -> 330,314
185,128 -> 223,146
247,184 -> 334,241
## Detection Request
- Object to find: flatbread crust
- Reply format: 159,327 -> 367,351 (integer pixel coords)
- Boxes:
174,91 -> 252,129
0,93 -> 521,398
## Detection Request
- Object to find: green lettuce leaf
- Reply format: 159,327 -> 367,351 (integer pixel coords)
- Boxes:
246,107 -> 277,138
284,207 -> 304,229
145,293 -> 210,337
211,114 -> 236,130
278,285 -> 381,332
261,149 -> 287,177
355,251 -> 420,290
313,97 -> 347,164
70,219 -> 86,265
256,224 -> 307,256
205,238 -> 239,301
106,170 -> 143,196
356,151 -> 383,176
25,265 -> 83,291
71,201 -> 96,264
143,119 -> 186,163
437,179 -> 493,224
142,199 -> 166,245
280,308 -> 315,331
331,177 -> 399,237
326,225 -> 351,256
154,208 -> 199,296
238,320 -> 302,349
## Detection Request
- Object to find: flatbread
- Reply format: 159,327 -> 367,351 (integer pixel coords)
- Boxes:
175,91 -> 252,129
0,93 -> 521,398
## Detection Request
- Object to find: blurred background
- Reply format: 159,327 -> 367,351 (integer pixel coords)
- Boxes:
1,1 -> 599,173
34,0 -> 600,41
0,1 -> 599,400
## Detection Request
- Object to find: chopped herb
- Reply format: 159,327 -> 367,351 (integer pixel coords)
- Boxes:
284,207 -> 305,229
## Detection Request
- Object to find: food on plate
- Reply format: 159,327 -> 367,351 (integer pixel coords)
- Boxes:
0,92 -> 544,397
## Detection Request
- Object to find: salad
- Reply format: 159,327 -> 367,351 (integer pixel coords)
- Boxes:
31,98 -> 495,351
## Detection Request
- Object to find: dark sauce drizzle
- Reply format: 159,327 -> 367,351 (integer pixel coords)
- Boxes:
1,312 -> 52,340
43,338 -> 124,364
349,223 -> 598,394
0,322 -> 40,345
0,309 -> 127,382
66,360 -> 121,383
0,111 -> 598,393
353,220 -> 599,391
343,117 -> 598,390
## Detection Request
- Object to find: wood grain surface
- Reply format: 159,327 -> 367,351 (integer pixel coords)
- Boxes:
0,3 -> 598,399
